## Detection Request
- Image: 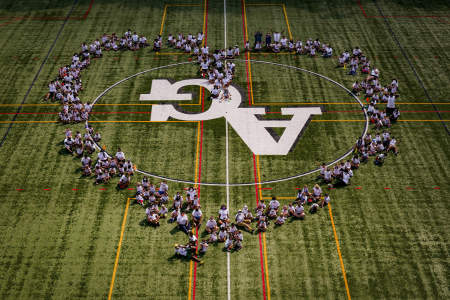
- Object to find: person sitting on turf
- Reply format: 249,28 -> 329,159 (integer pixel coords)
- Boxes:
117,173 -> 130,189
268,207 -> 277,219
159,204 -> 168,218
257,215 -> 267,232
172,192 -> 183,210
323,167 -> 332,183
188,231 -> 197,247
209,230 -> 218,243
199,240 -> 209,255
64,136 -> 74,154
115,147 -> 125,163
192,206 -> 203,228
218,204 -> 229,225
320,193 -> 331,208
205,216 -> 218,233
218,227 -> 228,242
267,196 -> 280,213
351,155 -> 360,169
186,186 -> 196,210
177,211 -> 190,234
235,210 -> 253,232
309,202 -> 319,214
293,203 -> 305,219
387,137 -> 399,154
312,184 -> 322,202
275,213 -> 286,226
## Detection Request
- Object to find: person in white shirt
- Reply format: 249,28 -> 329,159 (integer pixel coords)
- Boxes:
177,211 -> 190,234
342,171 -> 350,185
387,137 -> 399,154
235,210 -> 253,232
321,194 -> 330,208
205,216 -> 218,233
192,206 -> 203,227
199,240 -> 208,254
115,147 -> 125,162
293,204 -> 305,219
218,204 -> 229,225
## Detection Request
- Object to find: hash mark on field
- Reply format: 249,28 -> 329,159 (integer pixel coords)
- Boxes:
433,187 -> 440,190
16,189 -> 24,191
72,188 -> 79,191
384,187 -> 391,190
355,187 -> 362,190
43,188 -> 51,191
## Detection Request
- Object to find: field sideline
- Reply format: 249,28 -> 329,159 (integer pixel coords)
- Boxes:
0,0 -> 449,299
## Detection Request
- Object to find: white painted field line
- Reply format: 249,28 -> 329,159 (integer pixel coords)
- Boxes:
224,1 -> 231,300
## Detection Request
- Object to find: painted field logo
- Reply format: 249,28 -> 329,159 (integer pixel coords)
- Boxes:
140,79 -> 322,155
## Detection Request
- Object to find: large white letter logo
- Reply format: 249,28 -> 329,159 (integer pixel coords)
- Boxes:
141,79 -> 322,155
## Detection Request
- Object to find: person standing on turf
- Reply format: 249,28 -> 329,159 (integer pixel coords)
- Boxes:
254,31 -> 262,47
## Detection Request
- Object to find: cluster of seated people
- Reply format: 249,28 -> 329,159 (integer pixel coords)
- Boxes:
318,129 -> 399,186
49,30 -> 148,123
63,126 -> 134,188
136,179 -> 332,255
249,31 -> 333,57
165,31 -> 239,102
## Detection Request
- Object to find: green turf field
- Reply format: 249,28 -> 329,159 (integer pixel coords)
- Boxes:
0,0 -> 449,299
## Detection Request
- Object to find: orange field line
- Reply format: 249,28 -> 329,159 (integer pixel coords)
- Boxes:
108,197 -> 131,300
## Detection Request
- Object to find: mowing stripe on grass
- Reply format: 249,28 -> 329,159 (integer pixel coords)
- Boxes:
0,0 -> 78,148
328,203 -> 351,300
243,1 -> 269,298
224,1 -> 232,299
189,1 -> 208,299
256,155 -> 271,300
373,0 -> 450,135
107,197 -> 131,300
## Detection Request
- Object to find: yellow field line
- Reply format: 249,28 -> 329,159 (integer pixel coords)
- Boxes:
108,197 -> 131,300
243,0 -> 254,105
88,120 -> 196,123
256,155 -> 271,300
159,4 -> 168,35
328,203 -> 351,300
282,4 -> 293,40
245,3 -> 292,40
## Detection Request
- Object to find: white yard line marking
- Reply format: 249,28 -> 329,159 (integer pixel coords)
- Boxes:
224,1 -> 231,300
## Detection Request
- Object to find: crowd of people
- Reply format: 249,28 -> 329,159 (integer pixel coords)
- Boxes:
47,30 -> 149,123
248,31 -> 333,57
132,178 -> 333,260
165,32 -> 238,102
63,126 -> 135,188
56,28 -> 401,262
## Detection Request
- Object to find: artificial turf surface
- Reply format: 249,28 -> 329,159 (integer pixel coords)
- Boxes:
0,0 -> 449,299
